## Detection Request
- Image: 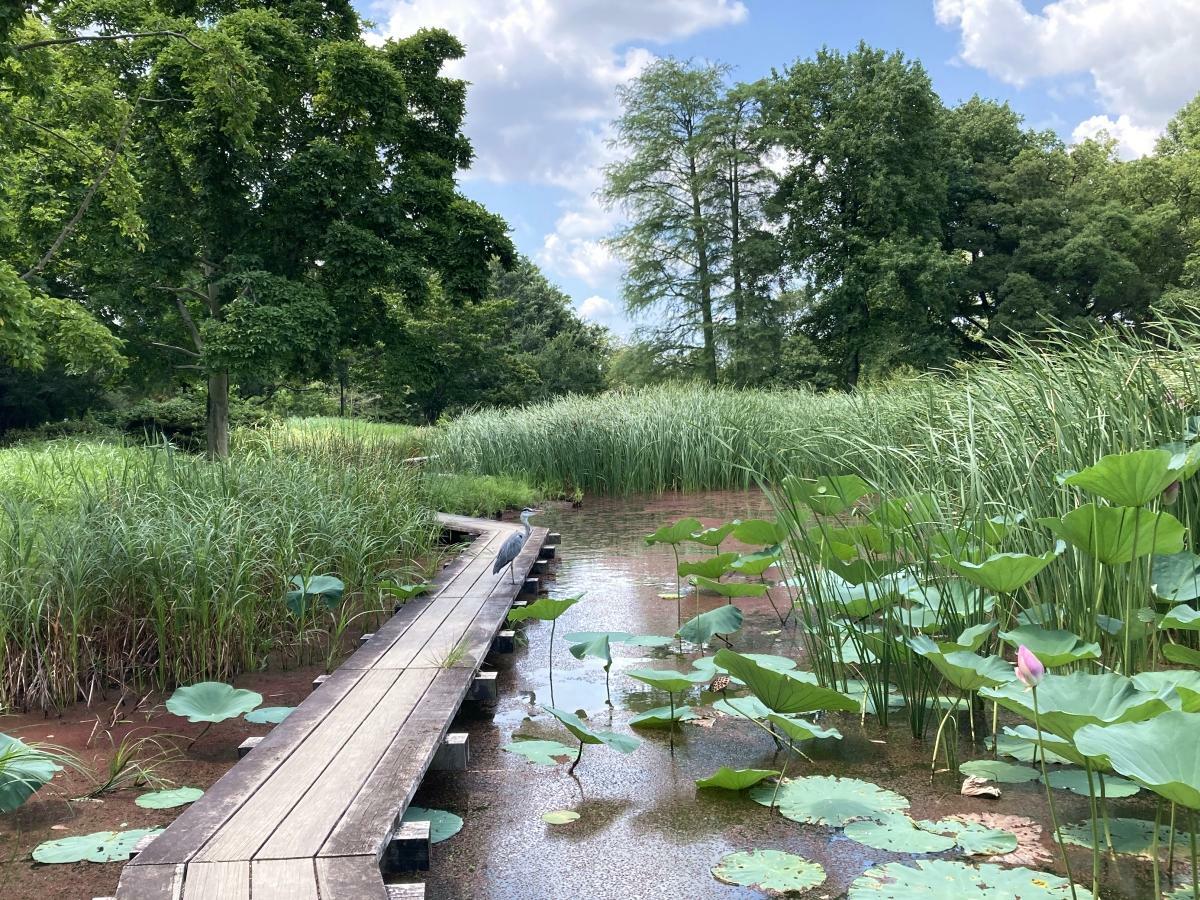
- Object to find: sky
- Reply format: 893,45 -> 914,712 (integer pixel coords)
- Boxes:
356,0 -> 1200,337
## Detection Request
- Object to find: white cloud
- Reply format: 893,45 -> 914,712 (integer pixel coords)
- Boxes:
934,0 -> 1200,157
537,192 -> 622,287
578,295 -> 616,320
1072,114 -> 1161,158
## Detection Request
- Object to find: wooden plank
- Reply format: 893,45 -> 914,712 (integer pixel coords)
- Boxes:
320,667 -> 473,859
250,859 -> 318,900
315,857 -> 388,900
182,862 -> 249,900
131,667 -> 367,868
115,864 -> 184,900
195,669 -> 402,863
255,667 -> 438,859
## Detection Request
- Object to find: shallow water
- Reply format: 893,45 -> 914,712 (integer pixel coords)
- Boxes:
409,491 -> 1171,899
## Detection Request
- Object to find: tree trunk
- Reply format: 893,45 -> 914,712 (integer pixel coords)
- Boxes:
728,155 -> 744,382
206,371 -> 229,459
689,156 -> 719,385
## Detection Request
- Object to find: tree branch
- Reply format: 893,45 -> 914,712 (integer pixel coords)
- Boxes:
13,31 -> 204,53
149,340 -> 201,358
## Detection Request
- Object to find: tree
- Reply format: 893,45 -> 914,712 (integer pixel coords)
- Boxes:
603,59 -> 729,384
2,4 -> 512,457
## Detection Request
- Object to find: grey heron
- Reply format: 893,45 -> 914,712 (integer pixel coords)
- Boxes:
494,507 -> 540,583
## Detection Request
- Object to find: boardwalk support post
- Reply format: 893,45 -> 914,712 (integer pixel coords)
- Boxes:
237,736 -> 263,759
470,670 -> 499,702
383,820 -> 431,873
312,673 -> 330,691
519,577 -> 539,599
359,632 -> 374,648
432,732 -> 469,771
491,629 -> 516,653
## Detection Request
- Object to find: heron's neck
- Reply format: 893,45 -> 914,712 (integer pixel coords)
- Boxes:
521,518 -> 531,536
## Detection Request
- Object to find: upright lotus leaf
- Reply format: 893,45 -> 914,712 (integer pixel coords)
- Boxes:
379,581 -> 429,602
1164,643 -> 1200,666
1154,552 -> 1200,603
712,849 -> 826,893
563,631 -> 673,648
751,775 -> 908,826
714,650 -> 859,715
729,545 -> 783,577
692,576 -> 766,600
1162,605 -> 1200,630
910,636 -> 1014,692
32,828 -> 162,864
937,547 -> 1061,594
689,522 -> 738,547
135,787 -> 204,809
1063,447 -> 1199,507
677,604 -> 744,646
646,518 -> 703,546
502,739 -> 576,766
946,621 -> 997,653
848,860 -> 1091,899
1038,504 -> 1185,565
808,571 -> 899,618
285,574 -> 345,615
998,725 -> 1087,767
166,682 -> 263,723
713,696 -> 772,720
1133,669 -> 1200,712
695,767 -> 780,790
245,707 -> 294,725
910,579 -> 996,617
981,672 -> 1174,741
766,714 -> 842,743
731,518 -> 787,545
972,512 -> 1027,546
997,625 -> 1100,668
626,667 -> 710,694
401,807 -> 462,843
870,493 -> 940,530
677,553 -> 738,579
786,474 -> 873,515
543,706 -> 639,753
568,633 -> 611,667
1075,711 -> 1200,809
507,595 -> 578,623
0,734 -> 63,813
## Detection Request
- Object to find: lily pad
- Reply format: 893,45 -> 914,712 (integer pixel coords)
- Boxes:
646,518 -> 704,546
847,859 -> 1091,899
166,682 -> 262,724
676,604 -> 745,645
33,828 -> 162,864
695,767 -> 780,791
750,775 -> 909,827
401,806 -> 462,843
922,819 -> 1020,856
502,739 -> 576,766
541,810 -> 579,825
629,705 -> 697,728
959,759 -> 1041,784
1044,768 -> 1139,797
0,734 -> 63,813
677,553 -> 739,579
844,814 -> 957,853
1060,817 -> 1190,856
712,849 -> 826,893
245,706 -> 294,725
135,787 -> 203,809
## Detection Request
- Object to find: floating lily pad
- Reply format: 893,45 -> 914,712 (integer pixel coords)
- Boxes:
1060,817 -> 1191,856
0,734 -> 63,813
245,707 -> 294,725
502,739 -> 576,766
33,828 -> 162,864
1045,768 -> 1140,798
712,849 -> 826,893
166,682 -> 262,724
695,767 -> 780,791
844,814 -> 957,853
401,806 -> 462,843
629,705 -> 697,728
959,759 -> 1041,784
541,810 -> 579,825
751,775 -> 909,827
134,787 -> 203,809
932,820 -> 1020,856
848,859 -> 1091,899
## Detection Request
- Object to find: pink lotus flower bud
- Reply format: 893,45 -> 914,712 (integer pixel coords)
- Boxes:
1163,480 -> 1181,506
1015,645 -> 1045,687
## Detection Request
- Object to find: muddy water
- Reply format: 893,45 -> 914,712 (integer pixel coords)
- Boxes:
409,491 -> 1166,900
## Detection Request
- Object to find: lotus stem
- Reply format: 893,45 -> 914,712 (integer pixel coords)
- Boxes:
1152,798 -> 1163,899
1169,802 -> 1178,877
1098,774 -> 1115,856
1083,763 -> 1100,898
1032,685 -> 1078,900
668,691 -> 676,753
187,721 -> 212,750
568,740 -> 584,775
1190,809 -> 1197,900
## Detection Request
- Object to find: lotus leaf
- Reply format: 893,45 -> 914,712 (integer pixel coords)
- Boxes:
911,637 -> 1014,692
166,682 -> 262,724
32,828 -> 162,864
997,625 -> 1100,668
507,595 -> 578,623
1074,711 -> 1200,808
541,810 -> 579,825
677,553 -> 738,579
695,767 -> 780,790
135,787 -> 203,809
1044,768 -> 1139,797
379,581 -> 428,602
1153,551 -> 1200,603
809,571 -> 900,617
691,576 -> 766,599
689,523 -> 738,547
945,621 -> 997,652
870,493 -> 940,530
401,806 -> 462,843
766,714 -> 842,743
563,631 -> 672,648
646,518 -> 703,546
971,512 -> 1027,545
676,604 -> 744,646
1162,605 -> 1200,630
502,739 -> 576,766
629,705 -> 697,728
982,672 -> 1174,741
1039,504 -> 1185,565
1133,669 -> 1200,712
285,574 -> 344,615
543,706 -> 640,753
1164,643 -> 1200,667
713,696 -> 772,719
848,860 -> 1091,899
1063,448 -> 1199,507
995,725 -> 1084,766
921,819 -> 1021,856
628,667 -> 709,693
959,759 -> 1041,783
729,546 -> 782,577
712,849 -> 826,893
245,706 -> 294,725
0,734 -> 63,813
844,814 -> 958,853
750,775 -> 908,826
787,474 -> 873,515
938,548 -> 1061,594
738,653 -> 801,673
1060,817 -> 1191,856
731,518 -> 787,545
713,650 -> 858,715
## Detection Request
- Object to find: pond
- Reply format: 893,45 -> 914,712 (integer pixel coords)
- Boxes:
407,491 -> 1166,899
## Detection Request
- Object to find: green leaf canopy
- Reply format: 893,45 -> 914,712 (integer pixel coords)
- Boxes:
677,553 -> 738,579
285,575 -> 345,616
695,767 -> 780,790
1075,711 -> 1200,809
785,474 -> 873,515
646,518 -> 703,546
543,706 -> 640,753
938,548 -> 1060,594
1152,551 -> 1200,603
688,523 -> 739,547
626,667 -> 710,694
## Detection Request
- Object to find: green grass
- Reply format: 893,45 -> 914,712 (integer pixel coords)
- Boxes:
420,473 -> 542,518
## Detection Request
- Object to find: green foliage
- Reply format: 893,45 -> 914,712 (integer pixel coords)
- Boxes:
1075,711 -> 1200,809
751,775 -> 908,826
502,739 -> 576,767
32,828 -> 162,864
166,682 -> 262,724
676,604 -> 744,646
711,849 -> 826,893
714,650 -> 859,715
285,575 -> 344,617
1040,504 -> 1186,564
694,767 -> 780,790
0,733 -> 65,812
401,806 -> 463,844
848,860 -> 1090,899
542,706 -> 639,754
507,596 -> 579,624
135,787 -> 203,809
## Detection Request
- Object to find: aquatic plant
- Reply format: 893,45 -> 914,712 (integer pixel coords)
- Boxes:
542,706 -> 639,774
135,787 -> 203,809
711,849 -> 826,893
508,594 -> 581,693
32,828 -> 163,864
0,734 -> 70,813
626,667 -> 710,747
400,806 -> 463,843
166,682 -> 263,748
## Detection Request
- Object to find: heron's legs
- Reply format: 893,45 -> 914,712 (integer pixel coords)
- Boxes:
509,561 -> 516,584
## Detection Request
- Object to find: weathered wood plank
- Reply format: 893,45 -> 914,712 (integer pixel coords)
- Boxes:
315,857 -> 389,900
114,864 -> 184,900
250,859 -> 318,900
181,861 -> 249,900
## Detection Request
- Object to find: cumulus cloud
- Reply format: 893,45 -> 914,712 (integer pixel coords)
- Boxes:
1072,114 -> 1161,158
578,295 -> 617,320
934,0 -> 1200,156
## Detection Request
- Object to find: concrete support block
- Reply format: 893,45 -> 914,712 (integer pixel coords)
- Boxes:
237,735 -> 263,759
359,632 -> 374,648
532,559 -> 550,575
491,629 -> 516,654
312,673 -> 330,691
546,531 -> 562,546
386,885 -> 426,900
539,544 -> 556,560
382,820 -> 431,873
431,732 -> 469,771
518,577 -> 539,599
470,670 -> 499,702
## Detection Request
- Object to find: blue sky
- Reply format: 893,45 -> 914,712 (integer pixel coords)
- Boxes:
359,1 -> 1198,336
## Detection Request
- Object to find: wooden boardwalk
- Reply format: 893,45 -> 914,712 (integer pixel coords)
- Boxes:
112,513 -> 550,900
